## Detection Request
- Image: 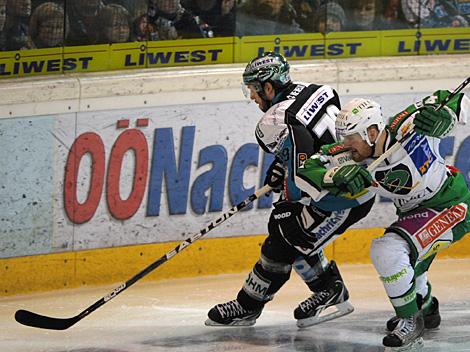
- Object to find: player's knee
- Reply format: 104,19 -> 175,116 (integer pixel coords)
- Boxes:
370,232 -> 411,276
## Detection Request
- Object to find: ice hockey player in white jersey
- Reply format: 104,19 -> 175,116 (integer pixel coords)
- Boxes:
205,52 -> 375,328
297,91 -> 470,349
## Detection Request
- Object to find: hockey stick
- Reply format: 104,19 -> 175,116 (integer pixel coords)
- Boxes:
367,76 -> 470,172
15,184 -> 272,330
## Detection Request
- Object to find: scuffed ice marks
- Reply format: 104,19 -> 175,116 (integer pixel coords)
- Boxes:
140,325 -> 384,352
54,349 -> 128,352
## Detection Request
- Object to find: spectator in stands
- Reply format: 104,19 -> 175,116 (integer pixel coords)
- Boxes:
96,4 -> 131,43
400,0 -> 432,26
236,0 -> 303,36
182,0 -> 235,36
131,13 -> 159,41
381,0 -> 410,29
311,1 -> 346,33
401,0 -> 467,28
0,0 -> 6,50
148,0 -> 213,40
66,0 -> 105,45
3,0 -> 32,50
293,0 -> 318,32
0,0 -> 6,31
450,15 -> 468,27
344,0 -> 384,31
28,2 -> 67,48
422,1 -> 468,28
110,0 -> 149,22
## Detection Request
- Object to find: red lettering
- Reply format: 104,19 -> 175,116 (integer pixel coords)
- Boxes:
64,132 -> 105,224
416,204 -> 467,247
106,129 -> 149,220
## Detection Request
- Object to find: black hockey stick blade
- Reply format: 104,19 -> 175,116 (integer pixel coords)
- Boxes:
14,184 -> 272,330
15,309 -> 80,330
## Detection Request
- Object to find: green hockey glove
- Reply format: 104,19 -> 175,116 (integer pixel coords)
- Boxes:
322,164 -> 372,196
414,106 -> 455,138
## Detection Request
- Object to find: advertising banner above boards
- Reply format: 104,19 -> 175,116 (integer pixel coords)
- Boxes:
0,28 -> 468,79
1,91 -> 469,259
0,38 -> 235,78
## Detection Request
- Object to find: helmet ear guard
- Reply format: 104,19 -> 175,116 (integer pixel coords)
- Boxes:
335,98 -> 385,146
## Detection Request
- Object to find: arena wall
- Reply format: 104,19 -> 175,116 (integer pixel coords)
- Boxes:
0,55 -> 469,296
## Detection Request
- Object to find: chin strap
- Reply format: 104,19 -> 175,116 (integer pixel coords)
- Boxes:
372,129 -> 387,158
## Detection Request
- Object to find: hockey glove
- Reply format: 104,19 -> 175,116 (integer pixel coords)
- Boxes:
264,158 -> 285,192
322,164 -> 372,196
414,106 -> 455,138
270,201 -> 316,249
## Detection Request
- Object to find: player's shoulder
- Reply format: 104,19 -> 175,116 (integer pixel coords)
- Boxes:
263,100 -> 293,123
387,108 -> 414,134
259,101 -> 290,128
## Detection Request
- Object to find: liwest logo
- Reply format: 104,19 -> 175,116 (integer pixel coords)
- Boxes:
0,57 -> 93,76
300,87 -> 332,122
125,49 -> 223,66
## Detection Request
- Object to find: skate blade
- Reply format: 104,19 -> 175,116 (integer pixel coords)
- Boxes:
204,318 -> 256,327
384,337 -> 424,352
296,301 -> 354,328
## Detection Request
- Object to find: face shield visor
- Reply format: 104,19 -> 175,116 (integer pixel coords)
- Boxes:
241,81 -> 263,99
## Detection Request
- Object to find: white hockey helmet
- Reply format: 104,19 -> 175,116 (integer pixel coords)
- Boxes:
335,98 -> 385,146
255,109 -> 288,154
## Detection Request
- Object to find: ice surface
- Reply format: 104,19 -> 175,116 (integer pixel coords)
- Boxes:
1,260 -> 470,352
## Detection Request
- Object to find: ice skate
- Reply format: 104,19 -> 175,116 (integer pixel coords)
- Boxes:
294,279 -> 354,328
205,299 -> 262,326
383,310 -> 424,351
386,297 -> 440,331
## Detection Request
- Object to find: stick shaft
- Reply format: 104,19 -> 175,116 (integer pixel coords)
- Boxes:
436,76 -> 470,111
15,184 -> 272,330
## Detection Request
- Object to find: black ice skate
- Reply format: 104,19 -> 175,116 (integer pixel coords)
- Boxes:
383,310 -> 424,351
294,261 -> 353,328
205,299 -> 262,326
386,297 -> 440,331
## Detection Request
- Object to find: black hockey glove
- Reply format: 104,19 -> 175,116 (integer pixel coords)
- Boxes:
264,158 -> 285,192
270,201 -> 316,249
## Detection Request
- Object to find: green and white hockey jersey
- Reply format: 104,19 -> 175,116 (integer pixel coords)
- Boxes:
298,90 -> 470,214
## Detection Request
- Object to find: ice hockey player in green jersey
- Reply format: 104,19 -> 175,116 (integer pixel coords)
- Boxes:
296,90 -> 470,350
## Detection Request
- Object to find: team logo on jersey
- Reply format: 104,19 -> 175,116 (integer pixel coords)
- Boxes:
404,134 -> 436,176
375,164 -> 413,195
297,153 -> 307,168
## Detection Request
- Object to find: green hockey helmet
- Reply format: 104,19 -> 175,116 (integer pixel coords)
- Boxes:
242,52 -> 291,95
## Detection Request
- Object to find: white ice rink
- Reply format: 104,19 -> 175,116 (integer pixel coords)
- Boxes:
2,259 -> 470,352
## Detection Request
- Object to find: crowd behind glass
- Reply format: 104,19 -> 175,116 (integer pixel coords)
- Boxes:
0,0 -> 468,51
